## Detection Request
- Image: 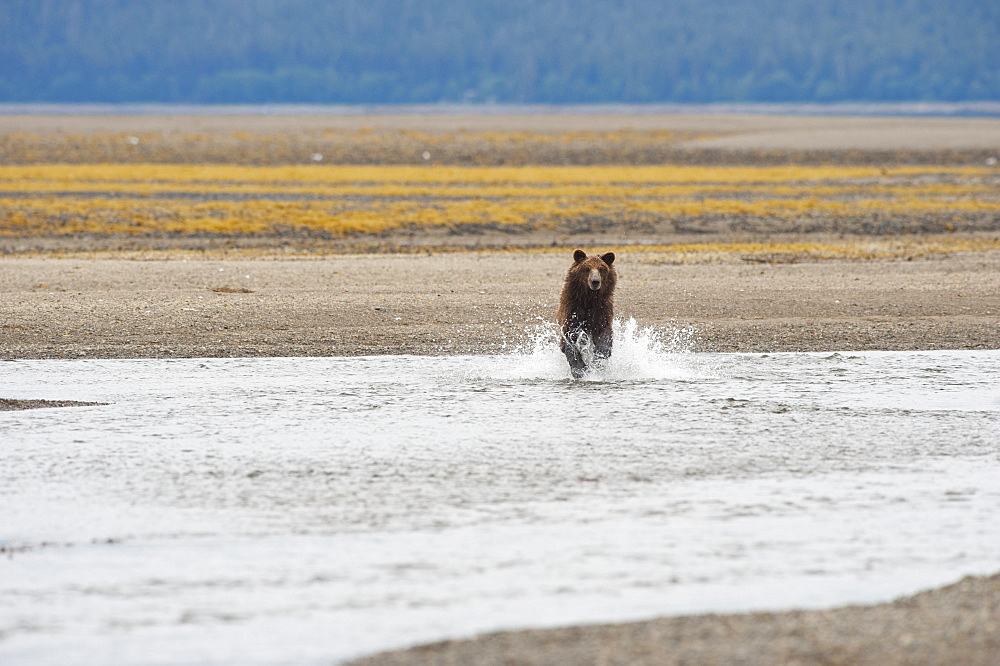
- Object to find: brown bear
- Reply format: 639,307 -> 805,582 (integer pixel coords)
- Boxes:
557,249 -> 617,378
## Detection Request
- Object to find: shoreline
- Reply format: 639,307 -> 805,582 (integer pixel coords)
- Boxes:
2,249 -> 998,362
347,571 -> 1000,665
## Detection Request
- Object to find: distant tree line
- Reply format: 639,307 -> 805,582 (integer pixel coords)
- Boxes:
1,0 -> 997,104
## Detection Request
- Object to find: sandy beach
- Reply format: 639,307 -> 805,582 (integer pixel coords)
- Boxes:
1,249 -> 999,361
3,112 -> 999,663
349,572 -> 1000,665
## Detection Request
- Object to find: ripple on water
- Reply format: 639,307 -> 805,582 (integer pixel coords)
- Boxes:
1,343 -> 998,665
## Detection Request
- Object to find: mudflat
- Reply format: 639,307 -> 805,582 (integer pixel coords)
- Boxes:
1,250 -> 999,360
3,111 -> 1000,151
2,112 -> 999,164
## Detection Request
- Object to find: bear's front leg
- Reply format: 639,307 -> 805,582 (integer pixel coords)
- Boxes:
594,329 -> 613,360
561,334 -> 588,379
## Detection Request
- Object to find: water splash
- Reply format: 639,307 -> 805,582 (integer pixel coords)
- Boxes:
592,317 -> 700,381
479,317 -> 700,381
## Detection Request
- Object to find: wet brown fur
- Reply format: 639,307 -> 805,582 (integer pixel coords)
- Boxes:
557,249 -> 617,378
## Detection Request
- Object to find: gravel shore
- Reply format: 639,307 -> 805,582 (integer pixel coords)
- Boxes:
348,572 -> 1000,666
2,250 -> 998,361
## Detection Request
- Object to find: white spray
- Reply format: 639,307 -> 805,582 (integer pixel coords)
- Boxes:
480,317 -> 702,381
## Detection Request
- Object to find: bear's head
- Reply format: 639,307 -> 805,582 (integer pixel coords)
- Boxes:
569,249 -> 617,293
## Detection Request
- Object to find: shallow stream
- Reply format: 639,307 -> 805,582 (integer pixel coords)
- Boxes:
2,321 -> 999,664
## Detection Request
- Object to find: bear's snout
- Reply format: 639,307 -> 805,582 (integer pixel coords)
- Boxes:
588,268 -> 602,291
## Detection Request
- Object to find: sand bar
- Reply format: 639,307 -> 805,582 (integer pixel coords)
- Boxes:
2,250 -> 999,360
2,112 -> 1000,150
2,113 -> 999,165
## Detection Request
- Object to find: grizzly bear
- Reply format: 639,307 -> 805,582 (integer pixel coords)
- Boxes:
557,249 -> 617,378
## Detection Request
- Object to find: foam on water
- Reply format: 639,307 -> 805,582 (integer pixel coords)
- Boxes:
1,348 -> 999,665
472,316 -> 702,381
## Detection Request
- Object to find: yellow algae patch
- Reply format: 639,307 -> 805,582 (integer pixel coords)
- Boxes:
1,163 -> 997,242
1,177 -> 995,201
524,237 -> 1000,264
0,197 -> 534,237
0,163 -> 991,186
627,237 -> 1000,259
4,193 -> 998,240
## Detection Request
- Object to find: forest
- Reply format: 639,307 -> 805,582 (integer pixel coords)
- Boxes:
1,0 -> 997,104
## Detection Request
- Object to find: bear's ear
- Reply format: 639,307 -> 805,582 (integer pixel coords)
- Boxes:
573,249 -> 588,263
600,252 -> 616,266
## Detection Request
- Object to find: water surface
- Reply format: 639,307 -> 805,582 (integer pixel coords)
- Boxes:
2,323 -> 998,664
